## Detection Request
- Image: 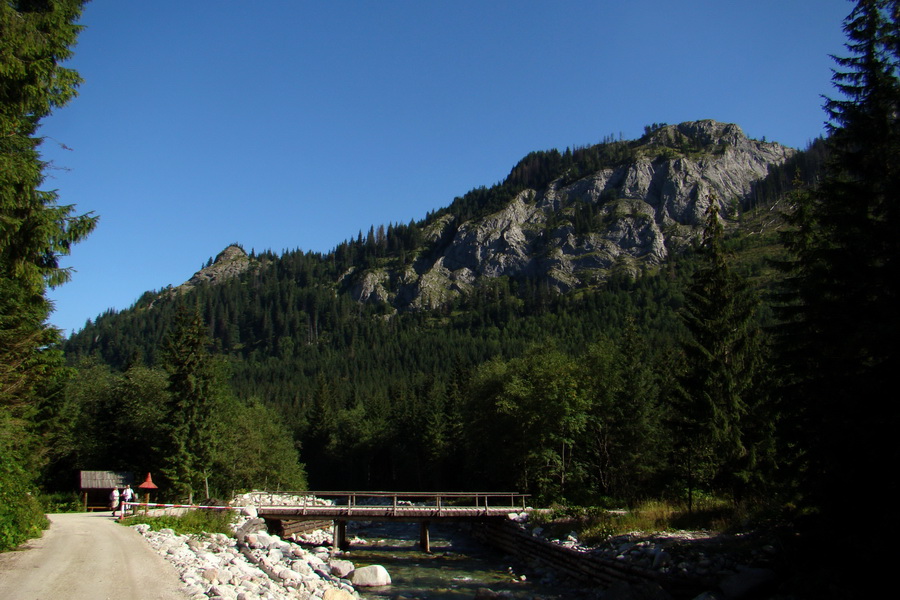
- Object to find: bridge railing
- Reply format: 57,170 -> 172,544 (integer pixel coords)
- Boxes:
245,491 -> 531,516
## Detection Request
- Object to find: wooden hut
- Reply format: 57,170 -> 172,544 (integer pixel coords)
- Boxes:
79,471 -> 134,511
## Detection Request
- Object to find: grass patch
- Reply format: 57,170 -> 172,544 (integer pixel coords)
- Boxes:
125,509 -> 237,536
533,497 -> 740,545
617,497 -> 734,533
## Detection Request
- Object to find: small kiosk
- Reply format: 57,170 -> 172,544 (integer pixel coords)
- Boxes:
79,471 -> 134,512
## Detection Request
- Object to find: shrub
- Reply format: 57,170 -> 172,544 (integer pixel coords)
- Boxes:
0,441 -> 48,551
40,492 -> 84,514
531,496 -> 744,546
125,508 -> 237,536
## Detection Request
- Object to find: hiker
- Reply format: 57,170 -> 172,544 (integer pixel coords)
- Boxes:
109,487 -> 120,515
121,484 -> 134,513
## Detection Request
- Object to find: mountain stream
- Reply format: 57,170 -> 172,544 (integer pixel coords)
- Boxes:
338,521 -> 588,600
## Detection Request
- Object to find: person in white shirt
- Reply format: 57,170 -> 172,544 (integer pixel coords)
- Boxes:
121,484 -> 134,513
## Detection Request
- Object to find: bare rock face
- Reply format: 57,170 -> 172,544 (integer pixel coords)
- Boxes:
349,120 -> 794,309
350,270 -> 391,304
175,244 -> 251,293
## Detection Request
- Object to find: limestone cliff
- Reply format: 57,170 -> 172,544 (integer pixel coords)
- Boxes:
350,120 -> 795,309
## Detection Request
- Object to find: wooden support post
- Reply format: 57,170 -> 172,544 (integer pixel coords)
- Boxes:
332,520 -> 348,555
419,521 -> 431,553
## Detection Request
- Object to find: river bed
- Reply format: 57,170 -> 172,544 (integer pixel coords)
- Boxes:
337,521 -> 589,600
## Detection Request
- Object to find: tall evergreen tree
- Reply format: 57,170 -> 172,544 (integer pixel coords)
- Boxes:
673,200 -> 765,508
776,0 -> 900,523
161,307 -> 221,503
1,0 -> 96,405
1,0 -> 94,550
585,324 -> 663,503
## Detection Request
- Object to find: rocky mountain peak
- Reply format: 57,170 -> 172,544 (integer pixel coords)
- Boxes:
349,120 -> 796,310
213,244 -> 248,265
175,244 -> 251,293
648,120 -> 744,147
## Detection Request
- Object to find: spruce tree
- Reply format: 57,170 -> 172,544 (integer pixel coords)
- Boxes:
1,0 -> 96,404
673,200 -> 765,507
161,307 -> 221,503
776,0 -> 900,523
1,0 -> 94,550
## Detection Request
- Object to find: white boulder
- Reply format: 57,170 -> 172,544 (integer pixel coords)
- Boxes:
350,564 -> 391,587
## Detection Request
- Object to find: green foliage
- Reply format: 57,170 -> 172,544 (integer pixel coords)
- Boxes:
64,243 -> 703,495
39,491 -> 82,513
1,0 -> 92,551
161,307 -> 222,503
580,330 -> 665,504
37,359 -> 171,490
61,243 -> 719,498
536,497 -> 741,545
0,0 -> 96,295
465,346 -> 587,501
54,196 -> 802,511
1,0 -> 96,405
126,509 -> 236,536
40,357 -> 307,499
0,411 -> 48,551
463,334 -> 671,505
0,0 -> 97,400
775,0 -> 900,526
673,200 -> 771,507
213,396 -> 307,494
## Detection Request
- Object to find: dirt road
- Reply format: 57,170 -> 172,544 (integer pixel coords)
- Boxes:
0,512 -> 190,600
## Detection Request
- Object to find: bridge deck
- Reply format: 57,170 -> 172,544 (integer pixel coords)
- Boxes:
252,492 -> 531,552
252,491 -> 530,523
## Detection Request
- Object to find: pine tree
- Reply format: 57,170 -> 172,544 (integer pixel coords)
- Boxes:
776,0 -> 900,523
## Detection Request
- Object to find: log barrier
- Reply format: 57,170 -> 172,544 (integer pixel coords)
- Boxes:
470,520 -> 710,599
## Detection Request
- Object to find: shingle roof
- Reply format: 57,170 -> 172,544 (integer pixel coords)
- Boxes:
79,471 -> 135,490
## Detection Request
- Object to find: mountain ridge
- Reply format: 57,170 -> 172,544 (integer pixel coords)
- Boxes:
76,119 -> 800,349
62,118 -> 817,422
339,119 -> 794,310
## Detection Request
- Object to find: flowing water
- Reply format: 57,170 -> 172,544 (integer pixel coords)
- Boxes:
337,521 -> 586,600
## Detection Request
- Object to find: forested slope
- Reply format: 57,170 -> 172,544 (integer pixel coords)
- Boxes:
61,124 -> 824,497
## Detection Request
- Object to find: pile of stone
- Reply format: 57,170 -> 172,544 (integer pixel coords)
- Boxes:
290,527 -> 333,547
132,506 -> 392,600
232,492 -> 334,509
588,531 -> 778,598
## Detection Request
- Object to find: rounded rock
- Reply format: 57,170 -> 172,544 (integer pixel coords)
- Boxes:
350,564 -> 391,587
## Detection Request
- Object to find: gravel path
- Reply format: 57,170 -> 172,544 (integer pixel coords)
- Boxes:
0,512 -> 190,600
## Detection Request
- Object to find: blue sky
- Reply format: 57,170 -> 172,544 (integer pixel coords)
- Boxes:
44,0 -> 851,336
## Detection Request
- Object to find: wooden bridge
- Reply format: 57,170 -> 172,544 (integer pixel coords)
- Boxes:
253,491 -> 531,553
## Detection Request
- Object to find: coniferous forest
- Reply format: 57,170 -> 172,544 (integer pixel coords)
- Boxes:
2,2 -> 899,596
